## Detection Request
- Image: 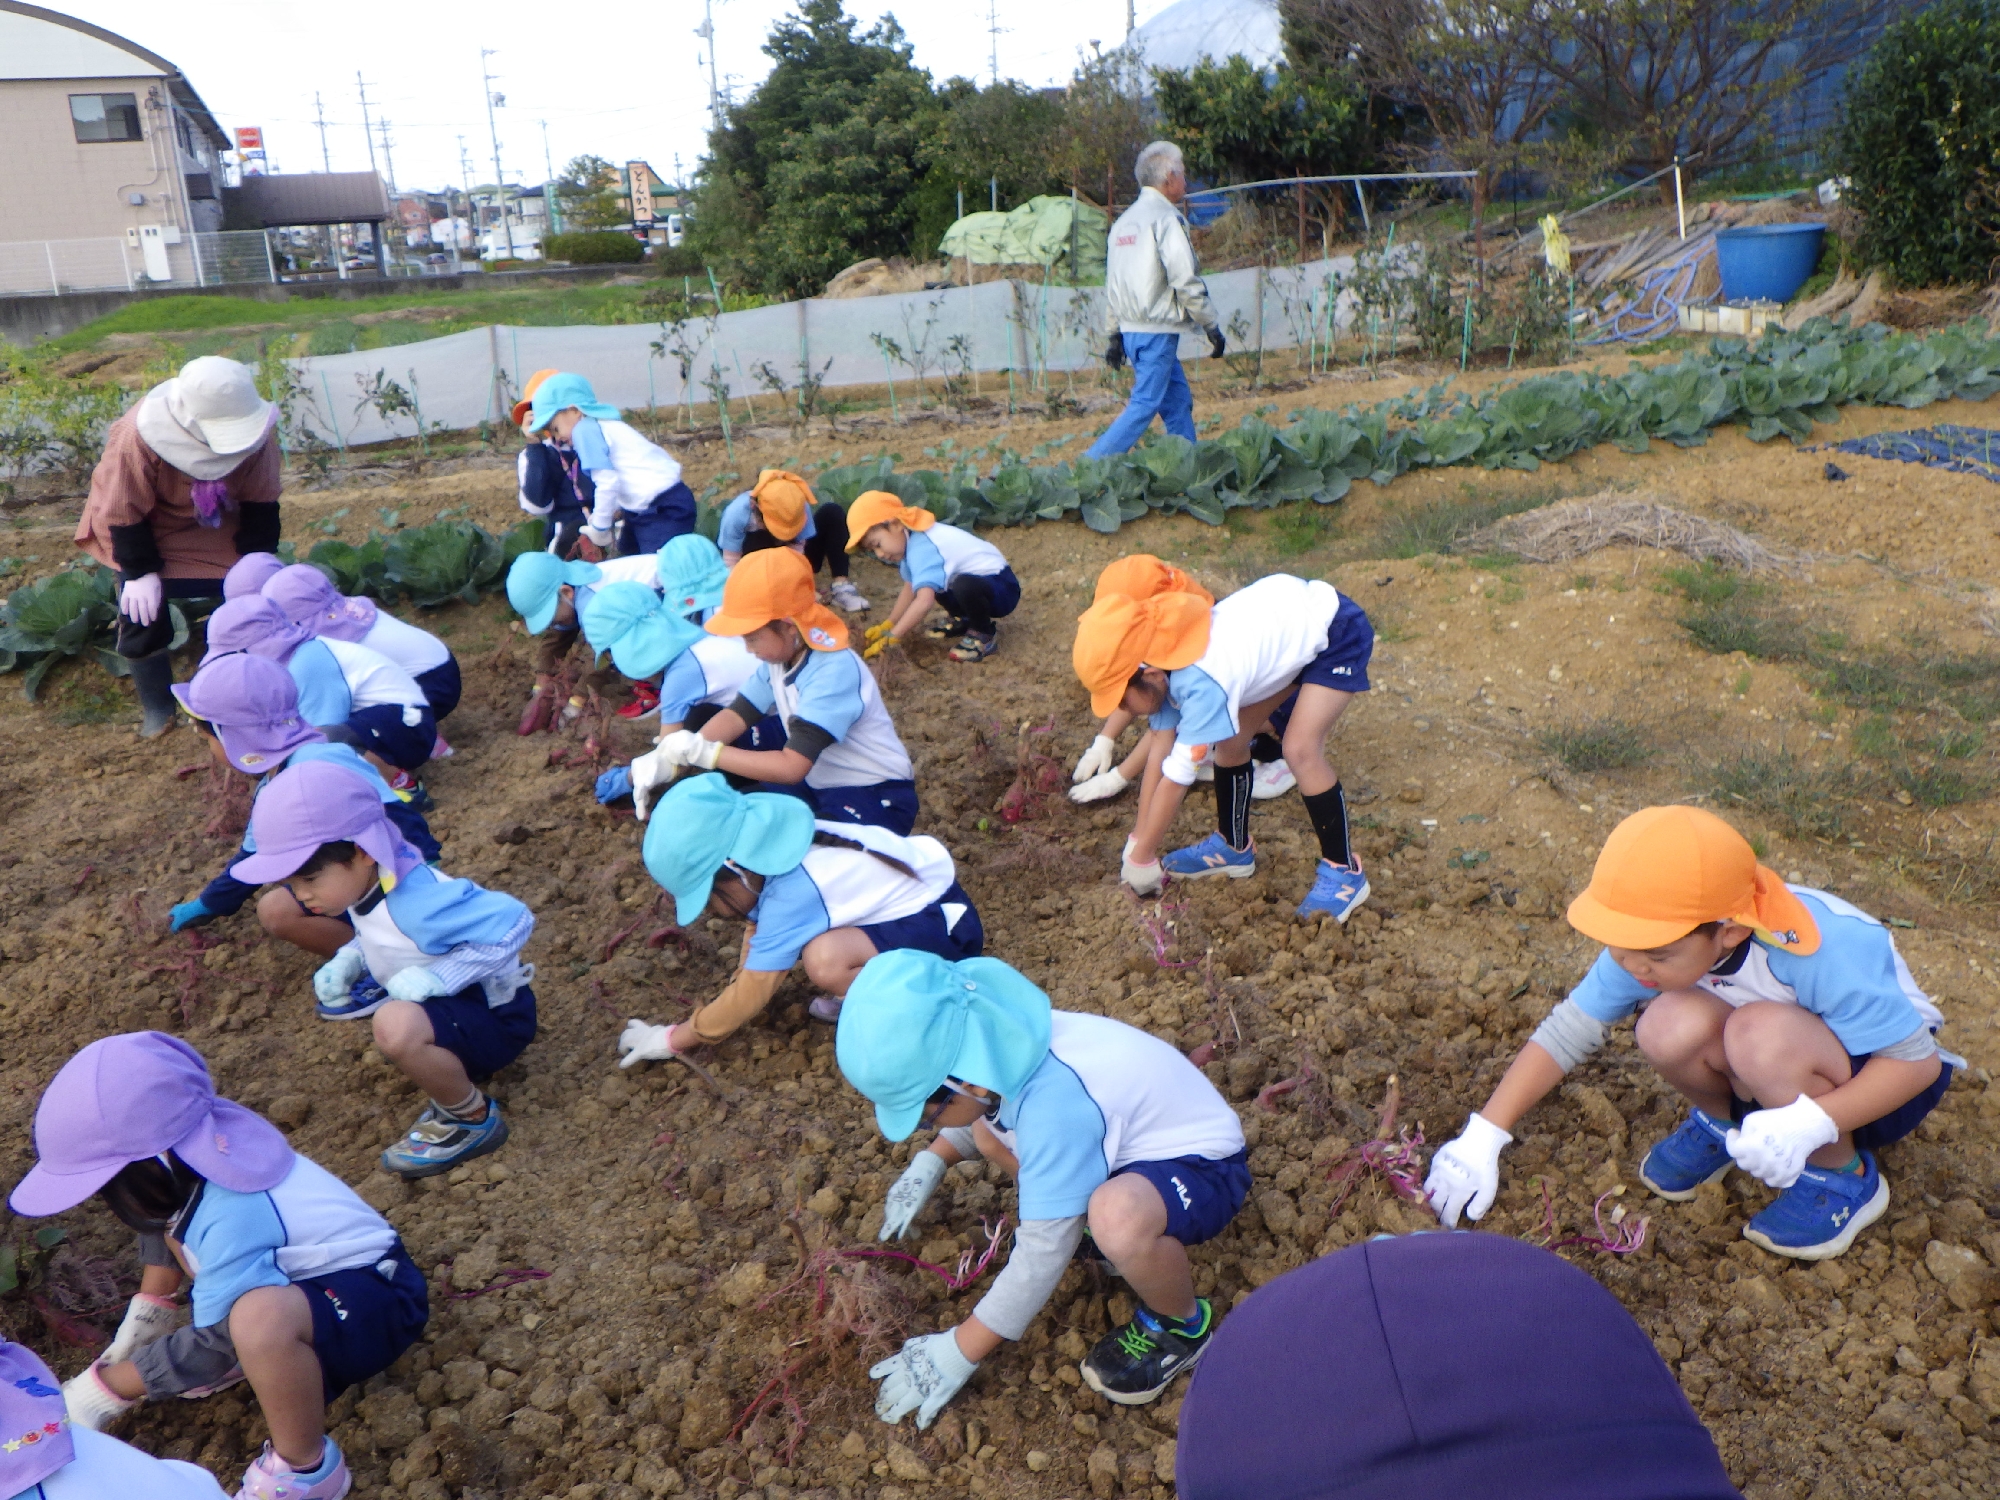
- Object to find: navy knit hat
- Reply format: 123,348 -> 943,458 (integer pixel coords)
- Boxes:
1176,1233 -> 1741,1500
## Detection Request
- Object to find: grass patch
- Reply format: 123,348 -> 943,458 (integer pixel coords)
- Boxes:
1377,485 -> 1564,559
1267,506 -> 1337,558
1817,647 -> 2000,722
1537,717 -> 1654,773
1702,745 -> 1858,841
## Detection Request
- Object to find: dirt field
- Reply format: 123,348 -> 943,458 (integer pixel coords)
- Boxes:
0,362 -> 1997,1500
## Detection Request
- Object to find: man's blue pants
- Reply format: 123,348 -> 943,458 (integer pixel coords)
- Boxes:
1085,333 -> 1197,457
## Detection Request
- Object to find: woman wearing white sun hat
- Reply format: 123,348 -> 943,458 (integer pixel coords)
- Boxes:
74,356 -> 284,737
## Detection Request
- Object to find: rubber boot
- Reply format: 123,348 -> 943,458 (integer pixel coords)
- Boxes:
129,650 -> 178,739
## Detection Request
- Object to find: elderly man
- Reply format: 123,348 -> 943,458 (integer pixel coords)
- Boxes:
1087,141 -> 1225,459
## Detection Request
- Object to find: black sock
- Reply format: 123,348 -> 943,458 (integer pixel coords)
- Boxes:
1302,782 -> 1352,865
1215,761 -> 1253,850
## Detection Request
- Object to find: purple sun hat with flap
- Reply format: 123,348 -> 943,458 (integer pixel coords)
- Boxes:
171,653 -> 322,773
200,595 -> 309,665
222,551 -> 285,600
10,1032 -> 293,1217
0,1341 -> 75,1491
264,562 -> 378,643
1175,1233 -> 1740,1500
231,758 -> 426,888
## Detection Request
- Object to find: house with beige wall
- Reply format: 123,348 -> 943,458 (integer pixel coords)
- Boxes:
0,1 -> 229,289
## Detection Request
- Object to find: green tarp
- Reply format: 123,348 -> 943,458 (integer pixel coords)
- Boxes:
937,195 -> 1108,283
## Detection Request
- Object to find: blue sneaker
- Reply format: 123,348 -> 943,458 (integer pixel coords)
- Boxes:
1295,859 -> 1370,922
1744,1153 -> 1890,1260
382,1100 -> 509,1179
1162,832 -> 1257,880
1638,1110 -> 1734,1200
317,973 -> 389,1022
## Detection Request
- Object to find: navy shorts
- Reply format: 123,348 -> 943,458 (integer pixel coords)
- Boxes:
303,1242 -> 429,1399
414,658 -> 462,721
1847,1050 -> 1954,1150
337,704 -> 438,771
1296,603 -> 1374,695
620,483 -> 697,555
939,566 -> 1022,624
860,880 -> 985,962
421,982 -> 538,1082
1113,1147 -> 1251,1246
808,779 -> 920,836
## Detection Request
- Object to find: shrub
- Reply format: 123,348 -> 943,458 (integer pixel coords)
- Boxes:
1834,0 -> 2000,285
544,232 -> 645,266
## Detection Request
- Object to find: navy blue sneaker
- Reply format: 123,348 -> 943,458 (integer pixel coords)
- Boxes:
317,973 -> 389,1022
1162,832 -> 1257,880
1744,1153 -> 1890,1260
1638,1110 -> 1734,1200
1081,1300 -> 1215,1405
382,1100 -> 509,1179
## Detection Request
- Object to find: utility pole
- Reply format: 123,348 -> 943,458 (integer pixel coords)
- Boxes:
480,50 -> 515,259
1126,0 -> 1135,38
313,91 -> 330,172
540,119 -> 560,236
694,0 -> 721,134
987,0 -> 1003,86
457,135 -> 475,270
356,73 -> 377,177
377,118 -> 397,196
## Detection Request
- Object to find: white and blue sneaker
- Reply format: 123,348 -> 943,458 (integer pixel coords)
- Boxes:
1162,833 -> 1257,880
1295,859 -> 1370,921
1638,1109 -> 1735,1200
382,1100 -> 509,1179
317,974 -> 389,1022
1743,1152 -> 1890,1260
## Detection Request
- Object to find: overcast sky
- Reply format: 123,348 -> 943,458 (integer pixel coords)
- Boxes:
57,0 -> 1163,193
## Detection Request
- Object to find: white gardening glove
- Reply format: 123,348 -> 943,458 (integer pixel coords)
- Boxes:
657,728 -> 725,772
618,1018 -> 680,1068
871,1329 -> 979,1430
1121,846 -> 1165,896
582,525 -> 614,548
312,949 -> 367,1004
1425,1112 -> 1513,1226
385,966 -> 449,1003
629,745 -> 682,823
1069,768 -> 1131,804
63,1366 -> 137,1432
1726,1095 -> 1839,1188
102,1293 -> 179,1364
1073,734 -> 1118,783
880,1151 -> 949,1241
120,573 -> 163,627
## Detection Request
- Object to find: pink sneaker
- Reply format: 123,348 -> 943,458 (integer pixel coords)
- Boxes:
235,1440 -> 350,1500
431,731 -> 454,759
176,1364 -> 246,1399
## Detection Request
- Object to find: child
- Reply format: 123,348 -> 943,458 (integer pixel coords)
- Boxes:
230,760 -> 537,1178
504,550 -> 662,730
204,596 -> 435,781
264,564 -> 461,725
15,1032 -> 427,1500
718,468 -> 869,612
617,776 -> 980,1053
223,550 -> 285,601
583,581 -> 773,771
1071,570 -> 1372,921
1425,806 -> 1956,1260
0,1338 -> 230,1497
846,491 -> 1018,663
1072,555 -> 1212,804
1173,1234 -> 1739,1500
511,368 -> 598,560
164,655 -> 441,979
840,950 -> 1247,1424
524,373 -> 692,555
632,548 -> 918,833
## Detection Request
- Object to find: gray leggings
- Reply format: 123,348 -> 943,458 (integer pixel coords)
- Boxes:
132,1233 -> 238,1399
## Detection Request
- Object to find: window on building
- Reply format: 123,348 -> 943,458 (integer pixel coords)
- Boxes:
184,173 -> 216,201
70,93 -> 142,143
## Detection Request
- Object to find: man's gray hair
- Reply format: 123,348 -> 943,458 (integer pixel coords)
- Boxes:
1134,141 -> 1184,190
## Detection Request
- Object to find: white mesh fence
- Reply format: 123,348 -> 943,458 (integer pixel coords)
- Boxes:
283,252 -> 1405,449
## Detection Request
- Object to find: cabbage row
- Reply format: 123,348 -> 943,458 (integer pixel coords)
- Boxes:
809,318 -> 2000,533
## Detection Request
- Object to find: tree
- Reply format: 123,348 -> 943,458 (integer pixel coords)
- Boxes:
554,155 -> 626,231
1283,0 -> 1566,220
910,80 -> 1067,254
1534,0 -> 1904,183
690,0 -> 943,295
1154,55 -> 1371,184
1834,0 -> 2000,284
1047,45 -> 1155,212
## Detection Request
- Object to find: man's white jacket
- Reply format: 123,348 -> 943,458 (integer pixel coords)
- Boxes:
1102,186 -> 1218,337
